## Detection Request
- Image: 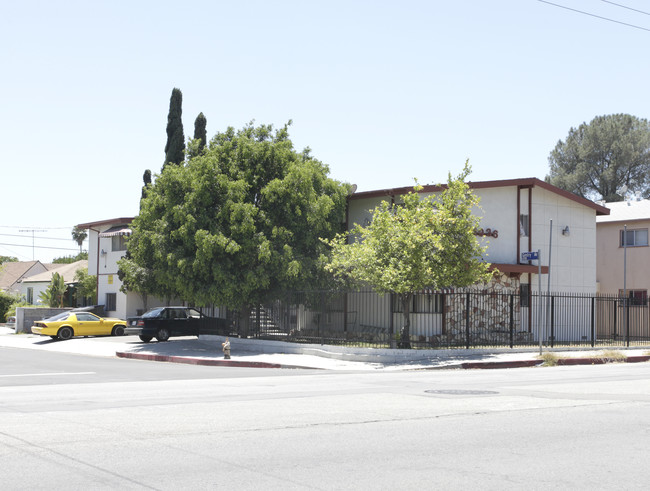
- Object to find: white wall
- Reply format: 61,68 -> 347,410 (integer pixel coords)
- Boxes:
530,187 -> 597,293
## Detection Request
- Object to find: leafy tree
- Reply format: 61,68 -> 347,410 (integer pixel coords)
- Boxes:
121,122 -> 350,333
38,272 -> 67,307
194,112 -> 207,153
324,162 -> 492,348
71,226 -> 87,253
0,256 -> 18,264
73,267 -> 97,304
52,252 -> 88,264
117,250 -> 160,312
163,87 -> 185,169
4,299 -> 32,321
0,290 -> 21,322
142,169 -> 152,200
546,114 -> 650,201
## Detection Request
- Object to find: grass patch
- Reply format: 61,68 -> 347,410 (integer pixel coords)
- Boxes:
538,352 -> 562,366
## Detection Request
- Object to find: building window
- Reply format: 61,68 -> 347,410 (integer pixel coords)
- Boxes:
112,235 -> 127,252
620,229 -> 648,247
393,293 -> 443,313
520,284 -> 530,307
619,289 -> 648,306
26,287 -> 33,304
519,214 -> 529,237
105,293 -> 117,312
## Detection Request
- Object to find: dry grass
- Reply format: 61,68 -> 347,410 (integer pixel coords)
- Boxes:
595,350 -> 627,363
538,352 -> 562,366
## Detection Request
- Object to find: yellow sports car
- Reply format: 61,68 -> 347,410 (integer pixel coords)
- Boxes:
31,311 -> 127,340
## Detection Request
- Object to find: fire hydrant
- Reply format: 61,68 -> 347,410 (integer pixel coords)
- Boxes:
222,337 -> 231,359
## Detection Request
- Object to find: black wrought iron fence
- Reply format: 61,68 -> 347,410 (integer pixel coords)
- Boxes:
232,289 -> 650,349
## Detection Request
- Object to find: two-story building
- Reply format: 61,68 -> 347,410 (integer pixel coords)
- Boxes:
342,177 -> 609,345
76,217 -> 168,320
597,198 -> 650,302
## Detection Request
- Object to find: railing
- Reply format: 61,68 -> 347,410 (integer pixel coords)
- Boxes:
229,289 -> 650,350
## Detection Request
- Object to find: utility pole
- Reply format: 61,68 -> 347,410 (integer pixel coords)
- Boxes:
19,228 -> 48,260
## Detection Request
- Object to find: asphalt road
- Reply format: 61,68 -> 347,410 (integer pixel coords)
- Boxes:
2,348 -> 650,490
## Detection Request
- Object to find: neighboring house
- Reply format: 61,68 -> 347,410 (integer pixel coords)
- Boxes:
0,260 -> 50,296
345,177 -> 610,343
76,217 -> 168,320
596,198 -> 650,303
18,260 -> 88,307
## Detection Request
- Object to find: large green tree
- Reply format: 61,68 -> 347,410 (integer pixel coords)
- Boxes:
163,88 -> 185,168
546,114 -> 650,201
120,122 -> 350,331
324,163 -> 492,348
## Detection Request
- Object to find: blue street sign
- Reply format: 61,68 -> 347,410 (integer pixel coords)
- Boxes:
521,251 -> 539,261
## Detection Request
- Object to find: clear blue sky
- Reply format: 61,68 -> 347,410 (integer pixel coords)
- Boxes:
2,0 -> 649,262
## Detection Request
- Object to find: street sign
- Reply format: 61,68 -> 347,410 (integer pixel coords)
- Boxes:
521,251 -> 539,261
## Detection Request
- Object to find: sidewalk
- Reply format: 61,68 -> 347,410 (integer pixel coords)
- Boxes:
1,324 -> 650,370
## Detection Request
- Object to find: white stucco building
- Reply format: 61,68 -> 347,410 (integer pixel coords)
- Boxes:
348,177 -> 609,294
342,178 -> 609,345
77,217 -> 167,320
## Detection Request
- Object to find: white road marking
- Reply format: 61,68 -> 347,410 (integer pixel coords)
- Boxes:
0,372 -> 96,378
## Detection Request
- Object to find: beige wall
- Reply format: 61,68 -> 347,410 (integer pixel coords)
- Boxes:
597,219 -> 650,295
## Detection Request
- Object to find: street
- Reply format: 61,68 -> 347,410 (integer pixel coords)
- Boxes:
2,347 -> 650,490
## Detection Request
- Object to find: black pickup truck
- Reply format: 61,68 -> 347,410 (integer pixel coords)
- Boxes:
126,306 -> 232,343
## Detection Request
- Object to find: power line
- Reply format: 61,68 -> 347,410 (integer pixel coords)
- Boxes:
0,242 -> 80,252
0,234 -> 80,242
601,0 -> 650,17
538,0 -> 650,32
0,233 -> 83,242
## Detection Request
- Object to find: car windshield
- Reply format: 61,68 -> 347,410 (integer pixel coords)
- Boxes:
142,308 -> 165,318
43,312 -> 71,322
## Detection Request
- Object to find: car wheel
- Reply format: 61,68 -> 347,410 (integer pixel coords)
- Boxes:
139,335 -> 153,343
112,325 -> 125,336
156,328 -> 170,342
58,326 -> 73,340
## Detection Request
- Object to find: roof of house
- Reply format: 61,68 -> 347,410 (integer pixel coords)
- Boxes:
19,260 -> 88,285
597,199 -> 650,224
349,177 -> 610,215
0,261 -> 46,291
76,217 -> 135,229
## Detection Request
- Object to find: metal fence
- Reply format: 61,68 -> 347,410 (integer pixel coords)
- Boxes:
231,289 -> 650,350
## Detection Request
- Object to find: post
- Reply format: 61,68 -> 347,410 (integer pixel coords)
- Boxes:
623,225 -> 630,348
550,296 -> 555,348
509,294 -> 514,349
591,297 -> 595,348
538,249 -> 542,356
546,220 -> 553,346
465,292 -> 471,349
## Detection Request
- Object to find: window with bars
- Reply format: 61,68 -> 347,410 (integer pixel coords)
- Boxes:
618,289 -> 648,306
105,293 -> 117,312
393,293 -> 443,313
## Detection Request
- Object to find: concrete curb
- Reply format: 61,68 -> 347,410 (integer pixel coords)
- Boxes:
115,351 -> 319,370
460,355 -> 650,369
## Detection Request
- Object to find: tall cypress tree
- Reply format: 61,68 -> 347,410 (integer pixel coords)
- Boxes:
141,169 -> 152,200
193,112 -> 207,154
163,88 -> 185,169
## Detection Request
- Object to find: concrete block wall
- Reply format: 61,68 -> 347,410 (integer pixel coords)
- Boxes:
15,307 -> 71,334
